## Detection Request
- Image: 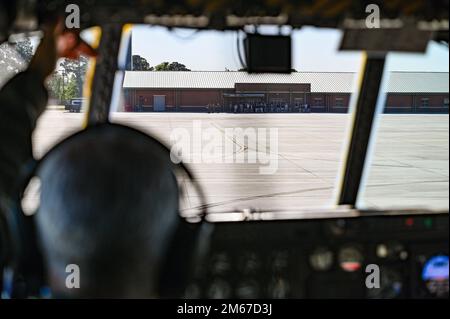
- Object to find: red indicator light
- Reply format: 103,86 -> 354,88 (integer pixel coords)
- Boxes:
341,262 -> 362,272
405,218 -> 414,227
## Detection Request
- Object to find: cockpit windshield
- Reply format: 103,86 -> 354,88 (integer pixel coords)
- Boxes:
1,25 -> 448,215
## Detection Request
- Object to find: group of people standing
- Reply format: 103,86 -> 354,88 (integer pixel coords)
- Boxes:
227,101 -> 311,113
206,103 -> 222,113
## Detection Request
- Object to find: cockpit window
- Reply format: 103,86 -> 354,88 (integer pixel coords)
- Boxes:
358,43 -> 449,211
110,26 -> 362,213
2,25 -> 447,214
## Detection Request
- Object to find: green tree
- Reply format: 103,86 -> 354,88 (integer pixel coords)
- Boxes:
46,72 -> 63,100
132,55 -> 153,71
167,62 -> 190,71
63,75 -> 78,100
154,62 -> 170,71
154,61 -> 190,71
46,72 -> 78,102
59,56 -> 89,97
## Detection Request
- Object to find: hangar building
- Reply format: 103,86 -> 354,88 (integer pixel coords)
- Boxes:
122,71 -> 449,113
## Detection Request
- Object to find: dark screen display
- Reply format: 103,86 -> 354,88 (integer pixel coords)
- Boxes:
244,34 -> 292,73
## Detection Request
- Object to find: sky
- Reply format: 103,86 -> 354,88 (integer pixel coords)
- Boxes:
131,25 -> 449,72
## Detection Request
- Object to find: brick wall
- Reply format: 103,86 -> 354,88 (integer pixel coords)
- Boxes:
124,89 -> 449,113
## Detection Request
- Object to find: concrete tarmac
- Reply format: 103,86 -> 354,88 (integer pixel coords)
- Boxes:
33,111 -> 449,213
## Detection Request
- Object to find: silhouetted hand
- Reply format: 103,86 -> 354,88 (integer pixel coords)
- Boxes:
29,19 -> 97,81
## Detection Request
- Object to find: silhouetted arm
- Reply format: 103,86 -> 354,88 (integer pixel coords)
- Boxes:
0,70 -> 48,198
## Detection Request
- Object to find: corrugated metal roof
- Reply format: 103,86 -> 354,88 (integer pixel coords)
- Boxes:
123,71 -> 356,93
387,72 -> 449,93
122,71 -> 449,93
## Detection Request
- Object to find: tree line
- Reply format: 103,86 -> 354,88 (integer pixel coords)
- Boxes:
132,55 -> 190,71
1,40 -> 192,104
46,56 -> 89,102
47,55 -> 192,102
0,37 -> 88,103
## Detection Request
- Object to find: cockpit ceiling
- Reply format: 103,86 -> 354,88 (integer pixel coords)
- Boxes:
43,0 -> 449,30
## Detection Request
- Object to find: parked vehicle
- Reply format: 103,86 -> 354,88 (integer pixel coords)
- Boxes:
65,98 -> 85,113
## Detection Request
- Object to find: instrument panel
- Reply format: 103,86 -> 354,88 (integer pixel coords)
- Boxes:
187,213 -> 449,298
